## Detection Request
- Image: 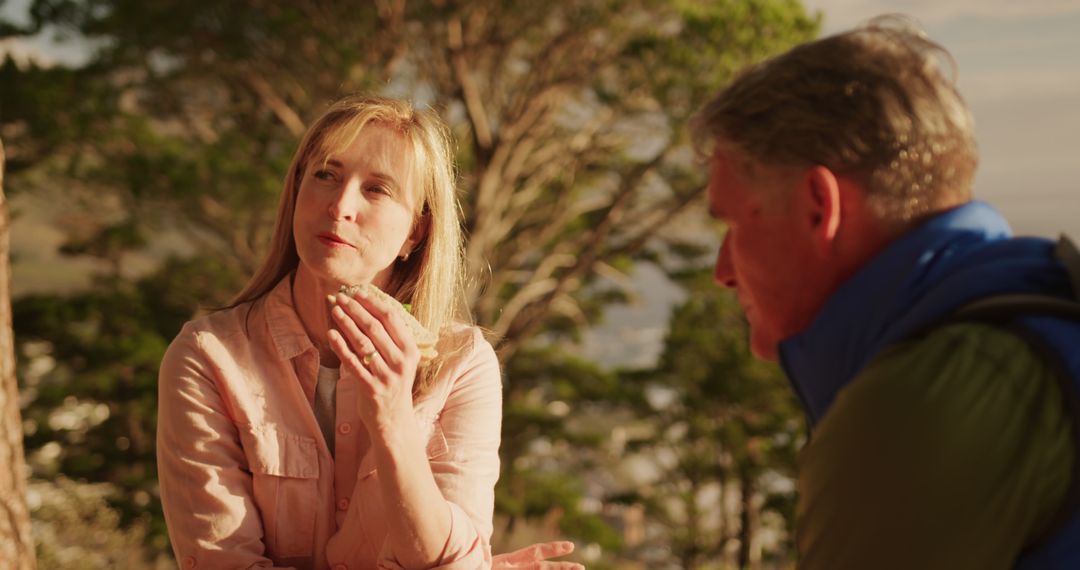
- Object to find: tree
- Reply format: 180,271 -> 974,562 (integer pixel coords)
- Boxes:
612,268 -> 803,569
0,136 -> 37,568
3,0 -> 818,356
12,256 -> 239,554
2,0 -> 819,560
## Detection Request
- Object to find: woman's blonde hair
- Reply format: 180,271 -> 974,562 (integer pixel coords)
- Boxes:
693,16 -> 978,225
229,94 -> 469,395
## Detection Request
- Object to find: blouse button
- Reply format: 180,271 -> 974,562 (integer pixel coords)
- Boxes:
337,498 -> 350,511
338,422 -> 352,435
182,556 -> 197,569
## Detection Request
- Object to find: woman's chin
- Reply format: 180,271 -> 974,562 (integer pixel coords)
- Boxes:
297,251 -> 396,290
297,261 -> 356,289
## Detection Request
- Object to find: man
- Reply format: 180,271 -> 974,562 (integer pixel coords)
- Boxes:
695,17 -> 1080,569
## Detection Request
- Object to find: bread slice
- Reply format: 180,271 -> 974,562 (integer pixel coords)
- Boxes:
331,283 -> 438,364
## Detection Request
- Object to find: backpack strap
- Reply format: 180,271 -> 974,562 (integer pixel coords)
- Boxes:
894,235 -> 1080,555
948,290 -> 1080,555
1056,234 -> 1080,299
948,233 -> 1080,321
953,293 -> 1080,322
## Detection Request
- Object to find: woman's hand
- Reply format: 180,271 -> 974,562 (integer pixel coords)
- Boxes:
328,288 -> 420,435
492,541 -> 584,569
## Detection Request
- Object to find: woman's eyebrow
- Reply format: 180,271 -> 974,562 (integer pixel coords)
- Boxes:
320,160 -> 400,186
369,171 -> 401,189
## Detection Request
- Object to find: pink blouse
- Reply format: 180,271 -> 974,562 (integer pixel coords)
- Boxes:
157,277 -> 502,569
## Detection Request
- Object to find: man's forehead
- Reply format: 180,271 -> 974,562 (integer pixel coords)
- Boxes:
707,185 -> 724,219
705,152 -> 734,218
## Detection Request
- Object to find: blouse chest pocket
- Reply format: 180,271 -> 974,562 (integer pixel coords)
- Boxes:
358,413 -> 449,486
237,423 -> 319,559
416,409 -> 449,460
425,416 -> 449,460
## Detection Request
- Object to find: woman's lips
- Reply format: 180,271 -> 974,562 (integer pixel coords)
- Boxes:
317,232 -> 353,248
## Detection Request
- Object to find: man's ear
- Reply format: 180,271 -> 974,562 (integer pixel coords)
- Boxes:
804,165 -> 842,253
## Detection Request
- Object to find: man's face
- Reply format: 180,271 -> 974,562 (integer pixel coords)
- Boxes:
707,148 -> 829,360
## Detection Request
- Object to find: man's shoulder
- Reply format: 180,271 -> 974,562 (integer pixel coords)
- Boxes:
797,320 -> 1075,567
806,320 -> 1071,481
837,321 -> 1054,420
878,320 -> 1044,375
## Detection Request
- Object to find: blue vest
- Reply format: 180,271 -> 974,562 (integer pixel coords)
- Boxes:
776,202 -> 1080,567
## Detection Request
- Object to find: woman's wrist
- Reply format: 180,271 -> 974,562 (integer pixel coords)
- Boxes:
366,403 -> 416,450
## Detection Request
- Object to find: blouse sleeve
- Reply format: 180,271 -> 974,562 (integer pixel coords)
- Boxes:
378,328 -> 503,570
157,324 -> 291,570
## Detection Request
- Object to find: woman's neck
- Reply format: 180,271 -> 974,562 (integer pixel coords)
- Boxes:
291,267 -> 344,367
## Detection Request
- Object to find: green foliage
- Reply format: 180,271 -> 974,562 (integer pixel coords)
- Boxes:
497,345 -> 622,547
610,267 -> 803,567
0,55 -> 120,174
14,255 -> 243,552
620,0 -> 820,119
29,476 -> 172,569
4,0 -> 819,563
17,286 -> 170,548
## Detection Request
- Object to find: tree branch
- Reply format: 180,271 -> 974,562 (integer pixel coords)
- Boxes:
0,135 -> 36,569
447,16 -> 494,152
610,185 -> 705,259
239,68 -> 306,137
494,153 -> 667,358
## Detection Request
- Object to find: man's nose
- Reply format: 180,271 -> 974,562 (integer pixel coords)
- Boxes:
714,236 -> 736,288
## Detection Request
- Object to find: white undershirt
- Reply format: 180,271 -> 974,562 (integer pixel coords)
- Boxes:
315,365 -> 340,457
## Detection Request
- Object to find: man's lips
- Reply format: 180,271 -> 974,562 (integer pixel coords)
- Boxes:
316,232 -> 353,248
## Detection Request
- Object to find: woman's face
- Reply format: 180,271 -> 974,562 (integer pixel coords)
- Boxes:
293,123 -> 422,290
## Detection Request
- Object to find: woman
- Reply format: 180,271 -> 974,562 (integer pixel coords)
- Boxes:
157,95 -> 503,569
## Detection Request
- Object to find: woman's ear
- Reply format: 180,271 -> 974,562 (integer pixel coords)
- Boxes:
805,165 -> 842,254
401,211 -> 431,258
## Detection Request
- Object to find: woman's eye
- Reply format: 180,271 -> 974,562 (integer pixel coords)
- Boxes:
367,184 -> 391,196
313,170 -> 336,181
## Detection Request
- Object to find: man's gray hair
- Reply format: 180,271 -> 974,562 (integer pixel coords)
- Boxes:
693,16 -> 978,223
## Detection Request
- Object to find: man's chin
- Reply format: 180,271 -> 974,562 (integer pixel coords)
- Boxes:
748,334 -> 780,362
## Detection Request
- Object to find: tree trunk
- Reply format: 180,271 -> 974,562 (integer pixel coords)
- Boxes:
0,137 -> 37,568
737,466 -> 755,570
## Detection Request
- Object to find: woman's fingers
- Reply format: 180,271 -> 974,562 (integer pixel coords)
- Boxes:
330,305 -> 377,360
347,288 -> 418,360
333,293 -> 403,370
327,328 -> 375,382
520,541 -> 575,560
491,542 -> 582,570
329,304 -> 396,384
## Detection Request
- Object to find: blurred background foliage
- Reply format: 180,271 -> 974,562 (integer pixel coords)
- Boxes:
2,0 -> 817,567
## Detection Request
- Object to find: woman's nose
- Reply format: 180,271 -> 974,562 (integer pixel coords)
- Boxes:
328,176 -> 363,221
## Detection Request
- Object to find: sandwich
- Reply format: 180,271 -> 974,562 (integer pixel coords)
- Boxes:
330,283 -> 438,364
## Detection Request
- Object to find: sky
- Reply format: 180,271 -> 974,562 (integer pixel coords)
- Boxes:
805,0 -> 1080,239
4,0 -> 1079,368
